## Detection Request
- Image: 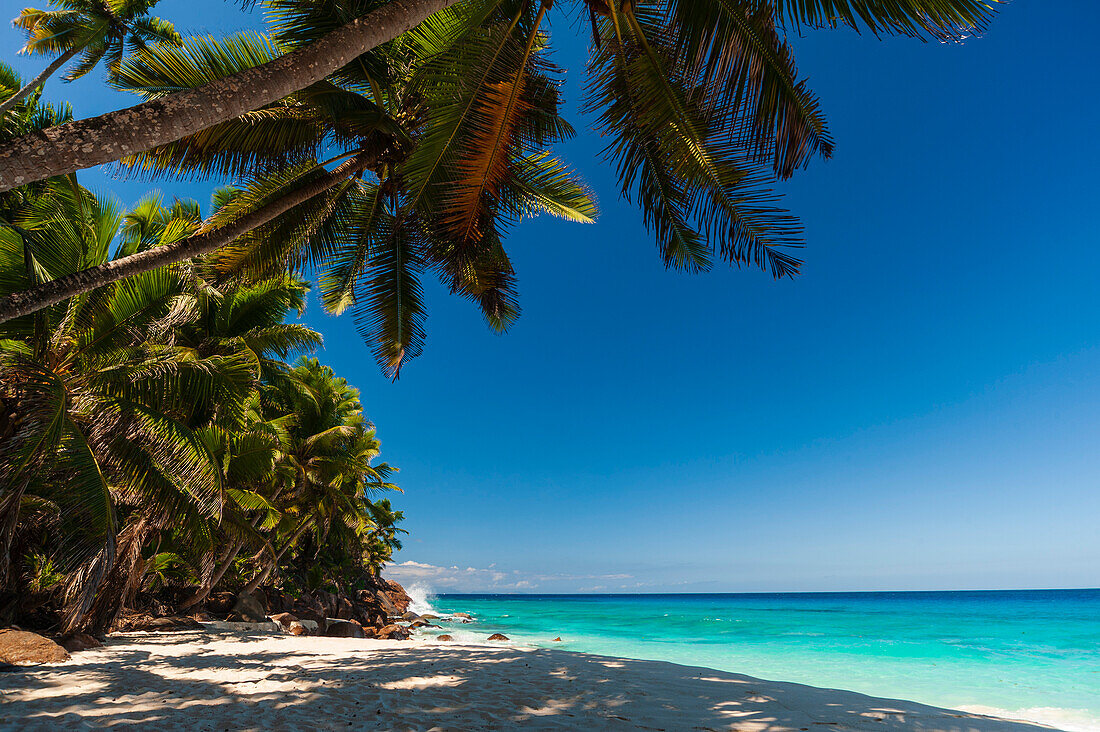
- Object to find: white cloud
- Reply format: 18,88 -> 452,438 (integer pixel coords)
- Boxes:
383,560 -> 634,593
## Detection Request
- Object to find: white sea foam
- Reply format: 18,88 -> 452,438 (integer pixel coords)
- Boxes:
958,705 -> 1100,732
404,582 -> 438,615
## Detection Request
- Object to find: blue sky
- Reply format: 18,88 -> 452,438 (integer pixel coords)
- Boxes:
6,1 -> 1099,593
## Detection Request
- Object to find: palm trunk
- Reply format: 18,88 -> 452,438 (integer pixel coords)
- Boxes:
0,0 -> 459,192
0,155 -> 367,324
0,48 -> 80,117
177,537 -> 245,611
241,518 -> 312,596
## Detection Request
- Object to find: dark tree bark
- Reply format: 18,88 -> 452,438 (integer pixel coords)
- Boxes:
0,155 -> 368,324
0,0 -> 459,192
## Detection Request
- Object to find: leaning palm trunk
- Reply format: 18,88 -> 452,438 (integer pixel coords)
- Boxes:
240,518 -> 313,597
0,0 -> 458,192
0,155 -> 368,324
177,537 -> 246,612
0,47 -> 80,117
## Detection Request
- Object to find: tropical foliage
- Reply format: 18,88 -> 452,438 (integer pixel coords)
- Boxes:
0,170 -> 404,633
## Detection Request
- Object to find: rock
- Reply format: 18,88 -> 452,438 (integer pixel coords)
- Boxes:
361,626 -> 379,639
206,592 -> 236,615
552,637 -> 562,642
0,630 -> 70,665
288,621 -> 308,636
60,633 -> 102,653
270,612 -> 299,632
232,591 -> 268,623
384,580 -> 412,614
376,624 -> 410,640
419,614 -> 438,621
409,619 -> 441,629
487,633 -> 509,641
323,619 -> 365,638
401,611 -> 420,622
437,634 -> 454,642
452,612 -> 472,619
461,619 -> 473,624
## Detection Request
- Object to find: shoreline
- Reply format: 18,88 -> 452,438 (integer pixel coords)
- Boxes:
0,629 -> 1060,731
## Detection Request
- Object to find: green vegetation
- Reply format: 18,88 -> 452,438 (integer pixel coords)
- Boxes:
0,0 -> 998,633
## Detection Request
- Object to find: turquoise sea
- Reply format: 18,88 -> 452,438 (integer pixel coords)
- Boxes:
417,590 -> 1100,731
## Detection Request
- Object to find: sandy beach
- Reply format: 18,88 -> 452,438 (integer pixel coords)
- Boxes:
0,630 -> 1057,731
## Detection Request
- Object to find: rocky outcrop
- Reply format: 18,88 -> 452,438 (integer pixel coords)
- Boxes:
401,611 -> 420,621
487,633 -> 509,641
380,580 -> 411,614
437,634 -> 453,641
0,630 -> 70,665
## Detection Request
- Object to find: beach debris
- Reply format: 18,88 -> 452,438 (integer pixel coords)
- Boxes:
60,633 -> 102,652
117,614 -> 203,632
0,630 -> 70,665
437,634 -> 454,641
487,633 -> 509,641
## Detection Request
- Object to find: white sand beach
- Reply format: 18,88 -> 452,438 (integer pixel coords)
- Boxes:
0,630 -> 1057,731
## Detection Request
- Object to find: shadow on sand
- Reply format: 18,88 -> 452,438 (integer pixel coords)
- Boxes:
0,631 -> 1054,731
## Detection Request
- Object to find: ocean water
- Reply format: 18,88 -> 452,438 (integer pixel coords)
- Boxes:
415,589 -> 1100,731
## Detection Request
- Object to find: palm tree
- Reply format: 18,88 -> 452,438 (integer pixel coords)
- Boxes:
0,0 -> 999,191
4,29 -> 594,375
0,182 -> 259,632
0,0 -> 181,117
0,0 -> 1002,333
233,357 -> 397,595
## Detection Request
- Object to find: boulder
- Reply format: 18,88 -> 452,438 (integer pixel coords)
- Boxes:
270,612 -> 299,632
232,591 -> 268,623
60,633 -> 102,653
437,634 -> 454,642
0,630 -> 70,665
452,612 -> 473,619
376,624 -> 410,640
288,621 -> 308,636
487,633 -> 509,641
323,619 -> 365,639
206,591 -> 237,615
401,611 -> 420,622
419,614 -> 439,621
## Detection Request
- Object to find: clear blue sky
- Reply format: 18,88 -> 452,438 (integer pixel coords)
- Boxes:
6,1 -> 1099,593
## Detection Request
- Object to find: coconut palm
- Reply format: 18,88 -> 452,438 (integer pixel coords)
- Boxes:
0,0 -> 999,192
76,28 -> 592,376
0,0 -> 181,117
0,182 -> 261,632
0,0 -> 1001,333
